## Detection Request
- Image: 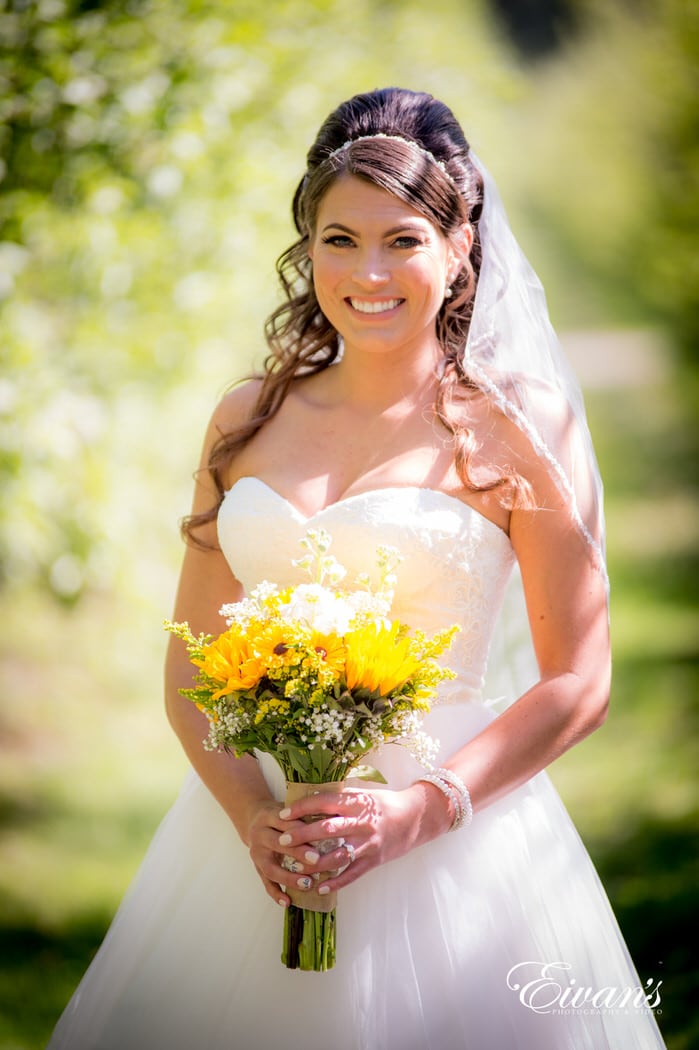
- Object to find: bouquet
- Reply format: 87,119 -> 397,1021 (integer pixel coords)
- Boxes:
166,528 -> 458,971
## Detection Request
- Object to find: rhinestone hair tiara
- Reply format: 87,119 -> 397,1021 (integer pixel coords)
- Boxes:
323,133 -> 464,191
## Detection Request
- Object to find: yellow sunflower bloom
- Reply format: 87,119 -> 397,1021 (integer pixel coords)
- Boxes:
253,622 -> 307,669
344,621 -> 422,696
194,627 -> 263,697
307,631 -> 346,676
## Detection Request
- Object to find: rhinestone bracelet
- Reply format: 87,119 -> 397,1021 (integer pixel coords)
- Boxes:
419,774 -> 462,832
434,767 -> 473,829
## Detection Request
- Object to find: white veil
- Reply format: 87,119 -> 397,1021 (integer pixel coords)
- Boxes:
307,133 -> 608,709
466,155 -> 608,708
315,131 -> 605,580
466,154 -> 606,577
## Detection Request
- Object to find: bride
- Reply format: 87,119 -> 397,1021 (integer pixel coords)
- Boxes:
48,88 -> 666,1049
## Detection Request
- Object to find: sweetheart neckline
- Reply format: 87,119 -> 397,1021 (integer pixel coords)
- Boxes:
223,476 -> 510,542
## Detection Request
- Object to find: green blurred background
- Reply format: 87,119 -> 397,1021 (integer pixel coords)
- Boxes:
0,0 -> 697,1046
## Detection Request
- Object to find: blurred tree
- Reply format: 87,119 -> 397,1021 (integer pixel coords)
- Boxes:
511,0 -> 699,377
489,0 -> 580,59
0,0 -> 694,605
0,0 -> 522,600
630,0 -> 699,373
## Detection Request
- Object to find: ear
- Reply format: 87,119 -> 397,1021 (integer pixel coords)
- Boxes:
447,222 -> 473,274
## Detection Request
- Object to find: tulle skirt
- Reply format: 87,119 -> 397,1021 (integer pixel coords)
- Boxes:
48,701 -> 665,1049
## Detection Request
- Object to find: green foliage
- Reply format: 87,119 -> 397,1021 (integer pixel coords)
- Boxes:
2,0 -> 694,598
550,381 -> 699,1050
0,0 -> 522,598
511,0 -> 699,365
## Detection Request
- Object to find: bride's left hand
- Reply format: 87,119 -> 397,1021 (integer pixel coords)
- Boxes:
276,782 -> 451,893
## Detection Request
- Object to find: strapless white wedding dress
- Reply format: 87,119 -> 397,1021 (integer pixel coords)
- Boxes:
48,478 -> 665,1049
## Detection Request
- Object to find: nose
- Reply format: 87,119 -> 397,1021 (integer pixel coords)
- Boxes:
352,247 -> 390,288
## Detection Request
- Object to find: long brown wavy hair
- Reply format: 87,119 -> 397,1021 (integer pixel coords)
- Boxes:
183,87 -> 527,545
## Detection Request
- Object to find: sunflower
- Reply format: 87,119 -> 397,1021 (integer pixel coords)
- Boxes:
253,622 -> 308,671
343,621 -> 422,696
194,626 -> 263,697
307,630 -> 346,677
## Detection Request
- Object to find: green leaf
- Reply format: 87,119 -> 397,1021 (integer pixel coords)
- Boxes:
348,764 -> 387,784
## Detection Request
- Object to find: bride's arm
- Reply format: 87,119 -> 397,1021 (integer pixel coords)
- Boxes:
166,389 -> 318,906
277,440 -> 611,891
435,502 -> 610,814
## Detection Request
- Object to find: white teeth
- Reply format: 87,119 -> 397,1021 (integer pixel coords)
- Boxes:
349,298 -> 402,314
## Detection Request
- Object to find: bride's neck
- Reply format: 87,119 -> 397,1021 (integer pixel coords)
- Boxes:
331,344 -> 442,414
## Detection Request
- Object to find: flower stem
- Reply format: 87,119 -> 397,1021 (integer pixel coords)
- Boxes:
282,905 -> 336,971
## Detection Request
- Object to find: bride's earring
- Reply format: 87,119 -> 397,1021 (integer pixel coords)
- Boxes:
444,271 -> 457,300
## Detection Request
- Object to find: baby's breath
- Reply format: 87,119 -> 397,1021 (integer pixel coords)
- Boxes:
165,528 -> 458,783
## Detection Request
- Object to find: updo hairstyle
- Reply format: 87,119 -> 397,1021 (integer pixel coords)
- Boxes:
183,88 -> 514,545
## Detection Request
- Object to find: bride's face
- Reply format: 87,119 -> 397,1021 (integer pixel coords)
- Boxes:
308,175 -> 462,359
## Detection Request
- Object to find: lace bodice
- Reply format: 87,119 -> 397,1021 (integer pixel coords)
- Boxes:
217,477 -> 515,700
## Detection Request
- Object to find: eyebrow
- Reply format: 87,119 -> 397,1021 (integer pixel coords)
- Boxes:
320,221 -> 427,237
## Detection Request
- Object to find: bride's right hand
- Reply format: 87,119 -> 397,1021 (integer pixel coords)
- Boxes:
245,798 -> 343,907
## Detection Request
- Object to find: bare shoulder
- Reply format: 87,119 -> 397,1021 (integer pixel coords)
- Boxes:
191,379 -> 263,499
457,375 -> 576,499
209,378 -> 263,436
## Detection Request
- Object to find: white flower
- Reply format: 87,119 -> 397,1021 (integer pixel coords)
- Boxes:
304,528 -> 332,553
250,580 -> 279,603
219,597 -> 258,626
407,730 -> 440,768
278,584 -> 356,634
292,553 -> 315,574
321,555 -> 347,586
344,590 -> 391,622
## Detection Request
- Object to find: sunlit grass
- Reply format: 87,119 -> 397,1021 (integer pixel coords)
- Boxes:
547,378 -> 698,1050
0,591 -> 187,925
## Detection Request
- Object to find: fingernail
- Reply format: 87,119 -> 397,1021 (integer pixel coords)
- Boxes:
318,884 -> 330,895
278,807 -> 291,819
304,850 -> 320,863
279,833 -> 292,846
297,876 -> 313,890
283,858 -> 304,873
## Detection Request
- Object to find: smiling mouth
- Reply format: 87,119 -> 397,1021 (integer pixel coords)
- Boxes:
347,297 -> 404,315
